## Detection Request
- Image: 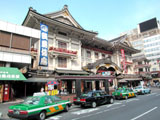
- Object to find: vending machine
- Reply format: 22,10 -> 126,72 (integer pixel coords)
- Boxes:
0,84 -> 4,103
3,84 -> 10,102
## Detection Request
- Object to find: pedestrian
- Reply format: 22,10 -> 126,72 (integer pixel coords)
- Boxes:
11,87 -> 15,100
40,87 -> 44,92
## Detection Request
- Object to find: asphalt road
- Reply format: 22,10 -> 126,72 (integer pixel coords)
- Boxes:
1,88 -> 160,120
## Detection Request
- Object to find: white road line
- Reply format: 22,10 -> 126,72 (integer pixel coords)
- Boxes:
126,99 -> 139,103
156,94 -> 160,96
71,105 -> 125,120
130,107 -> 158,120
70,108 -> 81,112
71,108 -> 99,115
46,116 -> 62,120
146,93 -> 157,96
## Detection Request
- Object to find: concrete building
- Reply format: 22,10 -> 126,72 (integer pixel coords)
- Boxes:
0,20 -> 39,102
122,18 -> 160,72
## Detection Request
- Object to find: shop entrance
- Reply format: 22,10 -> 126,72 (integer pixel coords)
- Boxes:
67,81 -> 72,94
86,82 -> 92,91
11,82 -> 25,98
95,81 -> 100,90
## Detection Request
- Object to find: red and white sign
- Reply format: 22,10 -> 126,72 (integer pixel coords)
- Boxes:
121,49 -> 126,73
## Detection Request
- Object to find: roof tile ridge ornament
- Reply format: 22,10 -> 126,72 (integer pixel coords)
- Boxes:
63,5 -> 68,10
29,7 -> 37,12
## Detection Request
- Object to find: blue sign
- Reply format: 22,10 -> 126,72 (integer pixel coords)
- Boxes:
39,23 -> 48,66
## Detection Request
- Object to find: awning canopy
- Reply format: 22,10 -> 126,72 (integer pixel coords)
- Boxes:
0,67 -> 26,81
25,77 -> 56,82
118,78 -> 142,83
55,75 -> 115,80
56,69 -> 89,75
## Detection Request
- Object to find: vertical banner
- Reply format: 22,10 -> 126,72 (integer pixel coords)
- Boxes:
121,49 -> 126,73
39,23 -> 48,66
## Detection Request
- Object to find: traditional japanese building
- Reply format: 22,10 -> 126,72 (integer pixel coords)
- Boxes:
22,5 -> 140,98
133,55 -> 152,86
109,35 -> 140,87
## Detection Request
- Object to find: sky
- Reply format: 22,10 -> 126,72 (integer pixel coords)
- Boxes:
0,0 -> 160,40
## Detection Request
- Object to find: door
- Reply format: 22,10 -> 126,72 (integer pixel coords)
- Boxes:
45,96 -> 58,115
96,81 -> 100,90
94,92 -> 103,105
67,81 -> 72,94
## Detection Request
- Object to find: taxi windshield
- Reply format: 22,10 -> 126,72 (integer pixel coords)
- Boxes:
82,92 -> 92,97
135,86 -> 142,89
23,96 -> 40,105
116,89 -> 126,92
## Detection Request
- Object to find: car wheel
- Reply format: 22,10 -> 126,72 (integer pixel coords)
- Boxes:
125,96 -> 128,100
91,102 -> 97,108
109,98 -> 114,104
38,111 -> 46,120
64,104 -> 69,112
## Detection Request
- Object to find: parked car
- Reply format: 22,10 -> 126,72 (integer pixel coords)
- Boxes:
133,86 -> 151,94
8,94 -> 71,120
112,88 -> 137,99
73,90 -> 114,108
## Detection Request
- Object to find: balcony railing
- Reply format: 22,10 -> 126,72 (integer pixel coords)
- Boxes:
30,48 -> 38,57
48,46 -> 77,58
121,61 -> 133,66
134,64 -> 151,68
135,71 -> 151,74
31,48 -> 38,52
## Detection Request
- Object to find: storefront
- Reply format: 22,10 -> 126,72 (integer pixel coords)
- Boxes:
0,67 -> 26,102
117,74 -> 142,88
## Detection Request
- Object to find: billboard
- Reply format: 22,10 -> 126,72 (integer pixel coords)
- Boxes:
39,23 -> 48,66
139,18 -> 158,33
121,49 -> 126,73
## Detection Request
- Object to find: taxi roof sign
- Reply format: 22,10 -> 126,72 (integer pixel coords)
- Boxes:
33,92 -> 47,96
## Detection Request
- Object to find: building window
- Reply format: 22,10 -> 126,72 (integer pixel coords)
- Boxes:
95,52 -> 99,59
139,68 -> 143,72
58,57 -> 67,68
87,51 -> 91,58
138,62 -> 142,65
58,41 -> 67,49
152,68 -> 157,71
58,31 -> 67,36
102,54 -> 105,58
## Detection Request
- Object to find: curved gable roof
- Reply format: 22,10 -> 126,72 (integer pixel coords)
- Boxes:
44,5 -> 83,29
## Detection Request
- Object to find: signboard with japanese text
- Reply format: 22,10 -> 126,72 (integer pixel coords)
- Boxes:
121,49 -> 126,73
39,23 -> 48,66
0,67 -> 26,80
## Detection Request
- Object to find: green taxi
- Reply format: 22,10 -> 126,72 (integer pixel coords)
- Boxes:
8,94 -> 71,120
112,88 -> 137,100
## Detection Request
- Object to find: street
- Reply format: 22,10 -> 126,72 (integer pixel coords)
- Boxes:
1,88 -> 160,120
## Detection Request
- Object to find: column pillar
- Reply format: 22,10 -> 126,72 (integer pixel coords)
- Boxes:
104,79 -> 109,94
83,80 -> 87,93
75,79 -> 81,97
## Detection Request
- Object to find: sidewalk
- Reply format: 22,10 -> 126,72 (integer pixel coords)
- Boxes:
0,98 -> 24,119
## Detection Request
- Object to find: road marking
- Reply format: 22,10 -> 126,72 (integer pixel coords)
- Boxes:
130,107 -> 158,120
70,108 -> 80,112
46,116 -> 62,120
100,102 -> 122,108
72,108 -> 99,115
146,93 -> 157,96
126,99 -> 139,103
156,94 -> 160,96
71,105 -> 125,120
